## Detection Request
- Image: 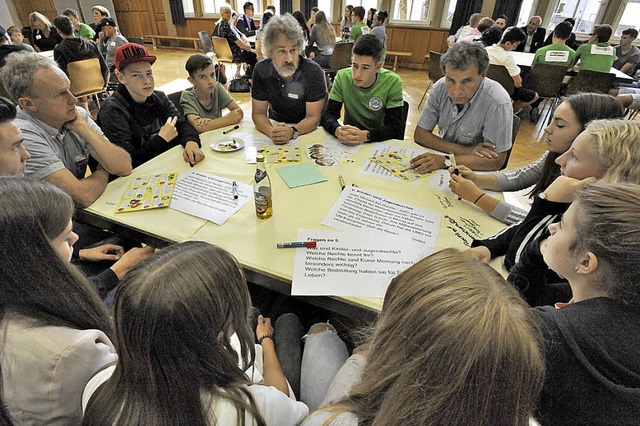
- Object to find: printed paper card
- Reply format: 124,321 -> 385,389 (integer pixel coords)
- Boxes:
369,150 -> 424,182
116,173 -> 176,213
307,143 -> 353,167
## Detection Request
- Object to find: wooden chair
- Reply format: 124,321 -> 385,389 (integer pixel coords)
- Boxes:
524,63 -> 568,125
418,51 -> 443,110
323,42 -> 354,87
566,69 -> 616,95
67,58 -> 107,109
198,31 -> 214,57
212,35 -> 244,78
486,64 -> 514,97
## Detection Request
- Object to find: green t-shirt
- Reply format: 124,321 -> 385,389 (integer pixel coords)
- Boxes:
180,84 -> 233,120
575,42 -> 616,72
349,22 -> 367,43
330,67 -> 404,130
74,22 -> 95,40
532,43 -> 576,68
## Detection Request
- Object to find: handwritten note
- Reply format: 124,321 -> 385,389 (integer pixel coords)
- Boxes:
322,186 -> 441,247
170,171 -> 251,225
440,213 -> 485,246
291,229 -> 427,297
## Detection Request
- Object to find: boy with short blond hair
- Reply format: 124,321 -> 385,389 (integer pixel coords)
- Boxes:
180,54 -> 243,133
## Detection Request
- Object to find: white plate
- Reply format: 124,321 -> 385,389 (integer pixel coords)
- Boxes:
211,137 -> 245,152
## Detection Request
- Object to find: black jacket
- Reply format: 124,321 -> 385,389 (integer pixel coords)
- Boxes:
534,298 -> 640,424
97,84 -> 200,168
236,14 -> 257,37
472,195 -> 569,272
515,26 -> 546,53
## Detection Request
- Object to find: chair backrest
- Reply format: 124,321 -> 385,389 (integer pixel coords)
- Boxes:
428,51 -> 443,83
67,58 -> 105,97
128,37 -> 144,46
566,69 -> 617,95
486,64 -> 514,96
329,42 -> 354,71
500,114 -> 521,170
399,100 -> 409,140
198,31 -> 213,55
212,36 -> 234,63
525,63 -> 568,98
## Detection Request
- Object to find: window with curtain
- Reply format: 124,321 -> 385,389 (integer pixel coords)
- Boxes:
614,0 -> 640,36
441,0 -> 458,28
545,0 -> 606,34
390,0 -> 433,26
515,0 -> 539,26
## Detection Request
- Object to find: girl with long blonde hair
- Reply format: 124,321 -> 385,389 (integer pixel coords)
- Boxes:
308,11 -> 337,68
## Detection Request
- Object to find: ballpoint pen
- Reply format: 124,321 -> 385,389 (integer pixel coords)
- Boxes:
339,175 -> 346,191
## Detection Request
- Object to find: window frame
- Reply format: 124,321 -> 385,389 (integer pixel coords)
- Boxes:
611,0 -> 640,39
388,0 -> 435,27
440,0 -> 457,29
542,0 -> 607,36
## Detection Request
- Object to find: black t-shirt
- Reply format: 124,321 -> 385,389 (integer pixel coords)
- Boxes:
251,56 -> 327,124
32,27 -> 63,51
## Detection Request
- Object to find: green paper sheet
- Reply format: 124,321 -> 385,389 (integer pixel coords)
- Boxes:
277,163 -> 328,188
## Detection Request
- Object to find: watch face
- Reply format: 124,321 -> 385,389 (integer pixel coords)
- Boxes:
444,159 -> 452,168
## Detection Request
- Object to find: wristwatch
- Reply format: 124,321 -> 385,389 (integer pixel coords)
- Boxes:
290,126 -> 299,140
443,154 -> 453,169
365,131 -> 371,142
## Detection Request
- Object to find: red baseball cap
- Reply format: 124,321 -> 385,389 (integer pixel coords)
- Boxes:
114,43 -> 157,71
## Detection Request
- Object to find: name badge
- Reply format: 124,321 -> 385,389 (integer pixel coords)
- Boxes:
35,35 -> 42,40
362,26 -> 371,35
110,41 -> 116,46
545,50 -> 570,62
591,45 -> 614,56
288,93 -> 299,99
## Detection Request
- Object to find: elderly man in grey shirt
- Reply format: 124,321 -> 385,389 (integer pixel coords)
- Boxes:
410,42 -> 513,173
0,52 -> 131,207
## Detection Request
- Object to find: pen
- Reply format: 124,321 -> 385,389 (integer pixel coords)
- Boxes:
223,125 -> 240,135
449,152 -> 462,201
277,241 -> 318,248
339,175 -> 346,191
232,181 -> 238,199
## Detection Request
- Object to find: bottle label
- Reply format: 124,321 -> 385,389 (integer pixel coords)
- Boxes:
255,169 -> 267,184
255,191 -> 269,214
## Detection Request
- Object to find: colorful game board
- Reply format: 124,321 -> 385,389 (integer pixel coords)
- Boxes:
116,173 -> 177,213
369,151 -> 426,182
